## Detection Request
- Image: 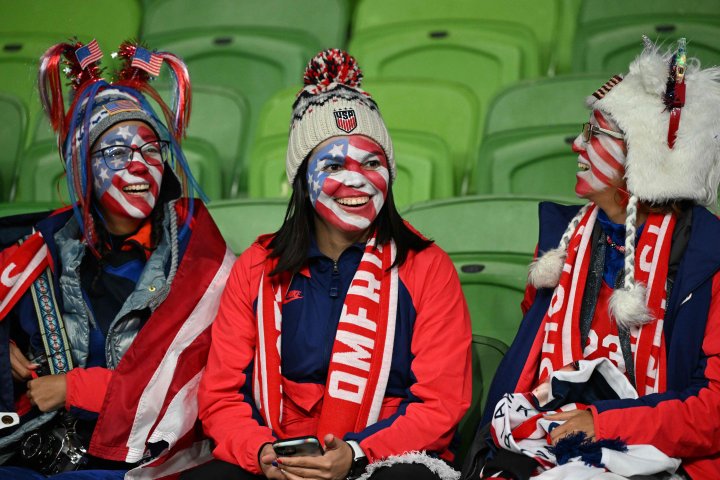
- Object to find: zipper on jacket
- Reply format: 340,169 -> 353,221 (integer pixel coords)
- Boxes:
329,260 -> 340,298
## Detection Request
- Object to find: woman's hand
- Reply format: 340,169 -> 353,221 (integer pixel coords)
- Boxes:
26,374 -> 67,412
277,434 -> 353,480
9,342 -> 38,381
544,409 -> 595,445
259,443 -> 286,480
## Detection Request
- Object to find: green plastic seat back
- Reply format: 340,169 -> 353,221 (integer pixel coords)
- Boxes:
154,84 -> 250,198
457,334 -> 508,461
172,138 -> 224,202
349,22 -> 541,109
143,0 -> 349,49
14,141 -> 68,203
572,0 -> 720,73
0,0 -> 141,51
207,198 -> 288,255
0,201 -> 61,218
248,130 -> 454,208
402,195 -> 544,258
0,93 -> 27,200
474,75 -> 609,196
253,81 -> 479,193
352,0 -> 575,74
150,32 -> 313,192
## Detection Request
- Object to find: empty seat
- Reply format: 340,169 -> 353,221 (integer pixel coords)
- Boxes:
402,195 -> 574,345
473,75 -> 610,199
142,0 -> 349,50
352,0 -> 577,74
572,0 -> 720,73
0,93 -> 27,200
457,334 -> 508,460
206,198 -> 288,255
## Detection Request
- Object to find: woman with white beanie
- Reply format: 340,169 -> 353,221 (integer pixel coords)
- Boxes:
183,50 -> 472,480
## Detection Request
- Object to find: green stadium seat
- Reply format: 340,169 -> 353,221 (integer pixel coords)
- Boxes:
14,139 -> 223,204
154,85 -> 250,198
206,198 -> 288,255
248,130 -> 453,209
0,0 -> 141,52
252,80 -> 479,194
457,334 -> 508,461
0,93 -> 27,200
0,202 -> 61,218
352,0 -> 577,74
572,0 -> 720,73
473,75 -> 611,199
349,21 -> 542,110
142,0 -> 349,50
402,195 -> 576,344
148,32 -> 314,193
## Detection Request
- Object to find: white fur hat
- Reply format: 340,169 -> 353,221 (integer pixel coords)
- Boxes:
529,38 -> 720,328
590,41 -> 720,206
286,49 -> 394,185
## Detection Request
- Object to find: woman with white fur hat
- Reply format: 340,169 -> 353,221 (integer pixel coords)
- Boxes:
463,39 -> 720,480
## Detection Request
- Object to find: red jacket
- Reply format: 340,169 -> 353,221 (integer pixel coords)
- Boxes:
198,236 -> 472,474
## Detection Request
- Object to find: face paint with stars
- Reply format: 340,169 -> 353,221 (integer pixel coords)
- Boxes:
91,122 -> 164,221
306,135 -> 390,232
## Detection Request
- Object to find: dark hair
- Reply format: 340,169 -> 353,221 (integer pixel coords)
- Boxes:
639,199 -> 695,216
268,159 -> 433,276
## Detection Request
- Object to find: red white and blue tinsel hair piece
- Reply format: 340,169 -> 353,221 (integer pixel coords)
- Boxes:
38,39 -> 204,256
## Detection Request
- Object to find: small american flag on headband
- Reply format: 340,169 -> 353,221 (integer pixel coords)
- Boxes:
104,99 -> 141,115
75,39 -> 103,70
592,74 -> 623,100
131,46 -> 163,77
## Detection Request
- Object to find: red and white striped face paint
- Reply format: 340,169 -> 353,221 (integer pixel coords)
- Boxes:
307,135 -> 390,233
91,121 -> 164,221
572,109 -> 627,198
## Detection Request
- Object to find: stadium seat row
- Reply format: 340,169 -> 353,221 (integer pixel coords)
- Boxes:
2,0 -> 719,203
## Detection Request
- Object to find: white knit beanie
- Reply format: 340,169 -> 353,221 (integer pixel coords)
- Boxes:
286,49 -> 394,185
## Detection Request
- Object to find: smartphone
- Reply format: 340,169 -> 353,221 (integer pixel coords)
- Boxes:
272,436 -> 325,457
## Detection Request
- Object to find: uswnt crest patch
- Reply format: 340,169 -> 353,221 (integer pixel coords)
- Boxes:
334,109 -> 357,133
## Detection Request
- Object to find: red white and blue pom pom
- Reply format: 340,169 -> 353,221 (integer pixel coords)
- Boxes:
302,48 -> 364,95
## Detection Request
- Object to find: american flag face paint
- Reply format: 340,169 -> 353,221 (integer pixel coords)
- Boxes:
572,109 -> 627,198
91,122 -> 164,221
307,135 -> 390,233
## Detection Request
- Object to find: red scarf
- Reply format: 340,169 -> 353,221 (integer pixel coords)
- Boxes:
254,237 -> 398,441
0,232 -> 50,321
526,204 -> 674,395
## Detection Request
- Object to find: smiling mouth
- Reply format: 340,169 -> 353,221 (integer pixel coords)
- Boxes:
123,184 -> 150,194
335,196 -> 370,207
577,162 -> 590,172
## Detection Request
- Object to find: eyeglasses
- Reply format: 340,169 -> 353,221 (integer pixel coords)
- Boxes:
581,122 -> 624,143
92,141 -> 169,170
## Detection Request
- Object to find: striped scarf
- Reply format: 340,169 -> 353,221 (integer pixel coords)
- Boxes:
528,204 -> 674,395
254,237 -> 398,441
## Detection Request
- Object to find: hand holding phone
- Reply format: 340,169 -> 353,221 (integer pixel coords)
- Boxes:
272,436 -> 324,457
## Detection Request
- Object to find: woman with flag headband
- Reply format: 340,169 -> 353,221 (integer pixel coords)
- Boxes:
180,49 -> 472,480
462,38 -> 720,480
0,38 -> 234,479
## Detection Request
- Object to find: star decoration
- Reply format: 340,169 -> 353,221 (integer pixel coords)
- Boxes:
98,167 -> 110,182
329,143 -> 344,158
117,126 -> 132,140
110,158 -> 126,169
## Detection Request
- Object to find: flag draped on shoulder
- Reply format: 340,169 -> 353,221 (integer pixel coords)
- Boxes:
87,203 -> 235,478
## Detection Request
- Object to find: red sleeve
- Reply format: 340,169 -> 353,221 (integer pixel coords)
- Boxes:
590,271 -> 720,461
355,245 -> 473,462
65,367 -> 112,412
197,245 -> 275,475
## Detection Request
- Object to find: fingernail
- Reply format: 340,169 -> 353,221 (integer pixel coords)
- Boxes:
276,458 -> 283,464
271,461 -> 278,468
